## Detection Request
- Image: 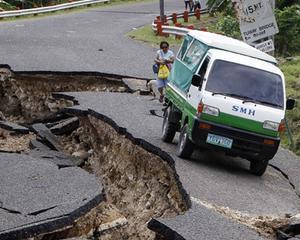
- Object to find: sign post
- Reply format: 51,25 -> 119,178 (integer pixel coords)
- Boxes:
160,0 -> 164,23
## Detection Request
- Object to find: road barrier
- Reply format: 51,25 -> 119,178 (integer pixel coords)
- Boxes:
151,8 -> 209,37
0,0 -> 109,19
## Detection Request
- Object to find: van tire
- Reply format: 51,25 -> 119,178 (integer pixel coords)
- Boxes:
250,159 -> 269,176
177,124 -> 194,159
161,107 -> 177,143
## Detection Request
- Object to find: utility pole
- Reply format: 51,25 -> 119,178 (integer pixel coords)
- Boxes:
159,0 -> 164,22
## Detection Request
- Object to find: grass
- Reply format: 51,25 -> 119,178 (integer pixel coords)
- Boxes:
127,13 -> 220,47
280,58 -> 300,155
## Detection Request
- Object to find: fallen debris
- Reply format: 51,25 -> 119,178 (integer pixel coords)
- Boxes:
277,215 -> 300,240
0,129 -> 35,152
50,117 -> 79,135
31,123 -> 63,151
0,120 -> 29,134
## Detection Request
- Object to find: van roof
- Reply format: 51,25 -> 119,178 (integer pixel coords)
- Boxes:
208,49 -> 283,76
188,30 -> 277,64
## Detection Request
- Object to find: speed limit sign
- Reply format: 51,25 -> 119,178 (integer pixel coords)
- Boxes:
233,0 -> 279,43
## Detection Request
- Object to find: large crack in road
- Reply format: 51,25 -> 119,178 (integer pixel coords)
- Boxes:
0,68 -> 299,239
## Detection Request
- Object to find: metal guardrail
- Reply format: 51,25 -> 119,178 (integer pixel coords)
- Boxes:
151,9 -> 209,36
161,25 -> 190,36
0,0 -> 108,18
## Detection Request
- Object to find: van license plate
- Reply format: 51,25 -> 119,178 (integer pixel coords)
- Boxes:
206,134 -> 233,149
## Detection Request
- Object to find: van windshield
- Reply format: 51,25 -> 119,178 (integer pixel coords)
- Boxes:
206,60 -> 284,108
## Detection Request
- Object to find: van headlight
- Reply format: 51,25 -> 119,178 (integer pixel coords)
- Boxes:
263,121 -> 279,131
202,105 -> 220,117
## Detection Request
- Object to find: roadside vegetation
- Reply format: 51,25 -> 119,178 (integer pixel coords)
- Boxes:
128,1 -> 300,156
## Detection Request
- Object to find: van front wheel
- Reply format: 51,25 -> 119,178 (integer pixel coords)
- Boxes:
161,107 -> 177,143
250,159 -> 269,176
177,124 -> 194,159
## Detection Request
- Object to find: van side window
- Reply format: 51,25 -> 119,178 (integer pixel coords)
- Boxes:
182,40 -> 206,70
177,35 -> 193,60
191,57 -> 210,88
198,57 -> 210,80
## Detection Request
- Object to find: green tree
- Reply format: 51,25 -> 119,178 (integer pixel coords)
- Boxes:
276,0 -> 300,9
275,5 -> 300,55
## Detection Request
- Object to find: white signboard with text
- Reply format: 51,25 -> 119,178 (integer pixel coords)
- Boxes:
254,39 -> 274,53
233,0 -> 279,43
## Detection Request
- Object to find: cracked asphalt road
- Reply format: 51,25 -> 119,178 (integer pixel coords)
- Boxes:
61,92 -> 300,238
63,92 -> 300,217
1,0 -> 300,237
0,0 -> 201,77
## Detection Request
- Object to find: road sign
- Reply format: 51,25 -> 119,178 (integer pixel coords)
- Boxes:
254,39 -> 274,53
233,0 -> 279,43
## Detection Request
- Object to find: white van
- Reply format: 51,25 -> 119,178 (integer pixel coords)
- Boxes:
162,30 -> 295,176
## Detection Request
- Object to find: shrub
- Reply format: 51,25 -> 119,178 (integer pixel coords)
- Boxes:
216,15 -> 240,38
275,5 -> 300,56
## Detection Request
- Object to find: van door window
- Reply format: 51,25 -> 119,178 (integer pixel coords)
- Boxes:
182,40 -> 206,71
198,57 -> 210,81
191,57 -> 210,88
177,35 -> 193,60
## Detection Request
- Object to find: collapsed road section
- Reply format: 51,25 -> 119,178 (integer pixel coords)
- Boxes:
0,66 -> 300,239
0,67 -> 189,240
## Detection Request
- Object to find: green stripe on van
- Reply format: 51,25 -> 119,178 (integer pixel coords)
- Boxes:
165,86 -> 187,111
200,112 -> 279,137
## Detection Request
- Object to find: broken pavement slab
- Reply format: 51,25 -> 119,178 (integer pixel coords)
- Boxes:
31,123 -> 63,151
50,117 -> 79,135
0,120 -> 29,134
0,152 -> 103,240
148,203 -> 266,240
29,149 -> 84,168
122,78 -> 149,93
29,139 -> 52,151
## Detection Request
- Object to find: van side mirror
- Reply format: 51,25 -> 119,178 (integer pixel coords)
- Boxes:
191,75 -> 203,89
286,98 -> 295,110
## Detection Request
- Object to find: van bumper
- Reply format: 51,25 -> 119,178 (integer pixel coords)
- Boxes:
191,119 -> 280,160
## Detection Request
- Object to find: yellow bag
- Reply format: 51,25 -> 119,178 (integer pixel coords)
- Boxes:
158,64 -> 170,79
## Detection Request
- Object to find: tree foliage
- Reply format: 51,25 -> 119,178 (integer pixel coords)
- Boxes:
276,0 -> 300,9
216,15 -> 240,38
275,5 -> 300,55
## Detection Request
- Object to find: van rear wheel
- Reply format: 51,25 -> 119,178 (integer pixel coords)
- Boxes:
250,159 -> 269,176
161,107 -> 177,143
177,124 -> 194,159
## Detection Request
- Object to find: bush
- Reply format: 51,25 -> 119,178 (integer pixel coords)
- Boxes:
275,5 -> 300,56
216,15 -> 240,38
0,1 -> 17,10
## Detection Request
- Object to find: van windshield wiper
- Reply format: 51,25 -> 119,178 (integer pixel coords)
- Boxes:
245,100 -> 283,108
211,92 -> 247,100
242,98 -> 260,104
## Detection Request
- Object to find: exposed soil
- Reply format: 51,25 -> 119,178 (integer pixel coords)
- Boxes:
56,116 -> 188,239
191,197 -> 293,239
0,129 -> 35,153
